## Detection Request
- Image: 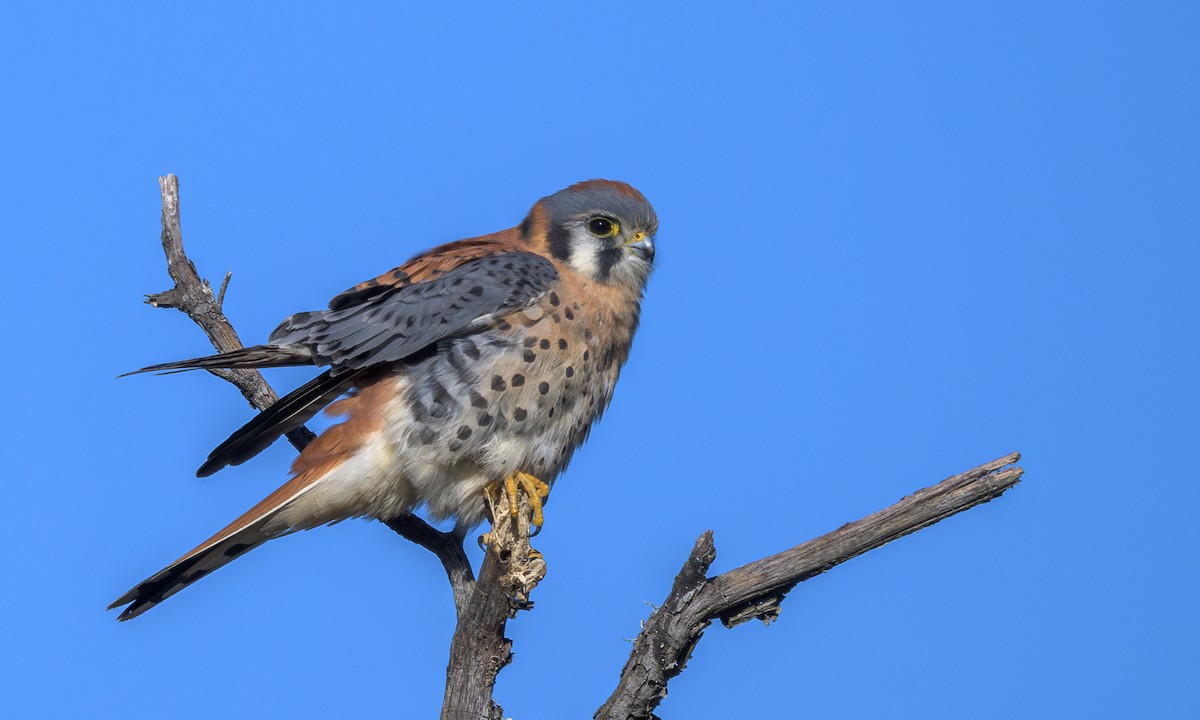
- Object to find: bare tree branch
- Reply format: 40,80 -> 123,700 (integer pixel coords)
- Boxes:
144,174 -> 315,453
141,174 -> 1021,720
595,452 -> 1024,720
442,490 -> 546,720
384,515 -> 476,616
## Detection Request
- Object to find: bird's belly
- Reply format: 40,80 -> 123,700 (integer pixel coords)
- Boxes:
378,328 -> 622,527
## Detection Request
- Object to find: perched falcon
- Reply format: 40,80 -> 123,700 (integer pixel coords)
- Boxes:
111,180 -> 657,620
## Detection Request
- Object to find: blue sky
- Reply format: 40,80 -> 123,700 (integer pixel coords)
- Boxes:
2,2 -> 1197,718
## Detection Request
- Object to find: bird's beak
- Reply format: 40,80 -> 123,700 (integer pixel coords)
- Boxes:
625,231 -> 655,262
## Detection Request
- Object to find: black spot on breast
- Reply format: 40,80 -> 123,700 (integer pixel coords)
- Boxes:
449,441 -> 463,452
564,308 -> 574,320
496,319 -> 512,331
549,291 -> 561,306
523,350 -> 537,362
430,383 -> 455,417
539,339 -> 551,350
462,340 -> 480,360
418,427 -> 436,445
565,367 -> 574,378
514,407 -> 528,421
538,381 -> 550,395
491,375 -> 507,391
478,412 -> 494,427
469,390 -> 487,409
511,374 -> 525,387
410,401 -> 430,422
558,338 -> 568,350
524,337 -> 538,348
583,350 -> 590,362
584,328 -> 593,340
457,426 -> 472,440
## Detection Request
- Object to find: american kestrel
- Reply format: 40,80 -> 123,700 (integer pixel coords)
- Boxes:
111,180 -> 657,620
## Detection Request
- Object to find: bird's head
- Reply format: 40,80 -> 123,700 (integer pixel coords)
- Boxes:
523,179 -> 658,290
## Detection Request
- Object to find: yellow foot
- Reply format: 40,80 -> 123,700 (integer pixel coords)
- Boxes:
507,471 -> 551,529
484,471 -> 551,531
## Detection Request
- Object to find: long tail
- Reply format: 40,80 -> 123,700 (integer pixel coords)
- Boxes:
109,471 -> 323,621
119,345 -> 316,376
196,368 -> 367,477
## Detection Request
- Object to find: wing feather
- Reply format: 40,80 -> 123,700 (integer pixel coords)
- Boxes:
271,251 -> 557,373
124,245 -> 556,475
196,368 -> 366,477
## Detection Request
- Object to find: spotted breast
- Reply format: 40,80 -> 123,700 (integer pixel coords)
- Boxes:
111,179 -> 657,620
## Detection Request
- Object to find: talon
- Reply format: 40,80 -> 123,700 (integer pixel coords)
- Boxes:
504,473 -> 520,519
514,471 -> 550,530
478,532 -> 491,550
482,481 -> 501,523
485,471 -> 551,532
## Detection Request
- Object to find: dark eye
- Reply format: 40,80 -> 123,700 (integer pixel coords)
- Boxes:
586,217 -> 619,238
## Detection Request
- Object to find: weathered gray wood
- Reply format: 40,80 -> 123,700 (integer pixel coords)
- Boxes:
143,174 -> 1023,720
145,174 -> 315,452
441,490 -> 546,720
595,452 -> 1024,720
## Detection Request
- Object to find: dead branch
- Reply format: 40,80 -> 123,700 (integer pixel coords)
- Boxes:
140,174 -> 1023,720
145,174 -> 315,453
595,452 -> 1024,720
442,489 -> 546,720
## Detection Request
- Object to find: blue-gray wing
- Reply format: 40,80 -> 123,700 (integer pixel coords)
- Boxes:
268,251 -> 558,374
190,250 -> 556,476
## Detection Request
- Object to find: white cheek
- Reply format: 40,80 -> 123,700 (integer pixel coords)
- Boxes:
567,243 -> 602,278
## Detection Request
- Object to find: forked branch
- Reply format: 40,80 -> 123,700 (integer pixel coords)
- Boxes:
140,175 -> 1023,720
145,174 -> 315,453
595,452 -> 1024,720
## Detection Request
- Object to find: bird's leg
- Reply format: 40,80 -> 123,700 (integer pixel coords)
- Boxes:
479,471 -> 551,548
511,471 -> 551,528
